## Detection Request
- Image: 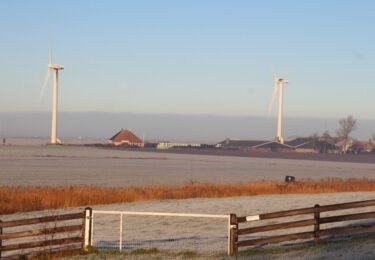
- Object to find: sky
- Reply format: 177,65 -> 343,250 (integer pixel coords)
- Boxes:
0,1 -> 375,140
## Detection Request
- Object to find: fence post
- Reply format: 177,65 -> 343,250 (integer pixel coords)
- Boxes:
314,204 -> 320,243
229,213 -> 238,256
119,213 -> 123,252
0,220 -> 3,258
83,207 -> 93,251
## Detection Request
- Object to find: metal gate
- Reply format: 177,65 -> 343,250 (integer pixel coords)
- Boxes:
90,210 -> 231,255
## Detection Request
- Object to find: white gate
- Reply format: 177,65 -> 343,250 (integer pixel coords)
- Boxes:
90,210 -> 231,255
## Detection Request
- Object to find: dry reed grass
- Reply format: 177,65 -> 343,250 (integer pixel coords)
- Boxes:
2,178 -> 375,215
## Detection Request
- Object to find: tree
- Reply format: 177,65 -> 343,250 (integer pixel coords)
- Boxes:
336,115 -> 357,152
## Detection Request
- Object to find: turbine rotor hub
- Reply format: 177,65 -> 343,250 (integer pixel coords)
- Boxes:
275,78 -> 288,83
48,64 -> 64,70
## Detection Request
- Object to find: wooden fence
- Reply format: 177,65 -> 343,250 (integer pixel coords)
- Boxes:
3,200 -> 375,258
229,199 -> 375,255
0,207 -> 92,259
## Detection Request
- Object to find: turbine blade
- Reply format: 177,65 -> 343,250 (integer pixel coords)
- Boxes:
48,33 -> 53,64
40,69 -> 51,99
49,48 -> 52,64
268,63 -> 278,79
283,65 -> 291,79
268,82 -> 279,117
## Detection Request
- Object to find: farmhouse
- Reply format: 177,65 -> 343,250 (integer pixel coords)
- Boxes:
252,141 -> 295,152
216,138 -> 294,152
216,136 -> 340,153
108,129 -> 144,147
351,140 -> 375,153
285,137 -> 339,154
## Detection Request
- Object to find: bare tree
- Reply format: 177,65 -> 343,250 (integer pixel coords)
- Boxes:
336,115 -> 357,152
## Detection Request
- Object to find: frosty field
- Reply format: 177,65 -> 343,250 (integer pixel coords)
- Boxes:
1,145 -> 375,187
2,145 -> 375,259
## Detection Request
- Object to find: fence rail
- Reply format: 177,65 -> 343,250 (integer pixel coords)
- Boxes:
0,212 -> 84,229
0,208 -> 92,259
2,199 -> 375,258
229,199 -> 375,255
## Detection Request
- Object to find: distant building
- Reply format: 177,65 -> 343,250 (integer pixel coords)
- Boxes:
108,129 -> 144,147
215,139 -> 266,149
252,140 -> 295,152
216,136 -> 340,153
285,137 -> 339,154
156,142 -> 201,149
216,138 -> 293,152
350,140 -> 375,154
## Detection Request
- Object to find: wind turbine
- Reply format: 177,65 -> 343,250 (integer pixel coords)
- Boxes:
40,50 -> 64,144
268,66 -> 288,144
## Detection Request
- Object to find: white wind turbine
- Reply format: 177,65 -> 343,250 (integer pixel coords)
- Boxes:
40,50 -> 64,144
268,66 -> 288,144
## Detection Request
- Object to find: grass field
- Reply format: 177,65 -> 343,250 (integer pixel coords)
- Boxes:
64,233 -> 375,260
2,178 -> 375,215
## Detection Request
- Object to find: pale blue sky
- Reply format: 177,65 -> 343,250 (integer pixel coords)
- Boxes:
1,0 -> 375,119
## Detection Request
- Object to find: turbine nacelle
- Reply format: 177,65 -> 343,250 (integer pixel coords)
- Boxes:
275,78 -> 288,84
48,64 -> 64,70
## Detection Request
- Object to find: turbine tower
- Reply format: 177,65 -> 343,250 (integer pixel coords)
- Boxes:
40,51 -> 64,144
268,67 -> 288,144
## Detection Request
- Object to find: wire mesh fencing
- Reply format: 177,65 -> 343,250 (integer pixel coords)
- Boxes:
91,211 -> 230,255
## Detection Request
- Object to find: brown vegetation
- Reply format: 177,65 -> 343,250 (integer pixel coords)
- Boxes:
2,178 -> 375,215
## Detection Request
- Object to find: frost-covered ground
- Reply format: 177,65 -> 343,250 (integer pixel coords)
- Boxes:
2,145 -> 375,258
2,192 -> 375,258
2,145 -> 375,186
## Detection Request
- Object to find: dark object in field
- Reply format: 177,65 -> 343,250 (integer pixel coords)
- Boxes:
285,175 -> 296,182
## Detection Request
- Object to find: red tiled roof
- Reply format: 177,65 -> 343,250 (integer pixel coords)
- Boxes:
356,141 -> 374,149
109,129 -> 143,144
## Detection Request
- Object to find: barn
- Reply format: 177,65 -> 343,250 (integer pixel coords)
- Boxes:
108,129 -> 144,147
